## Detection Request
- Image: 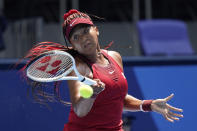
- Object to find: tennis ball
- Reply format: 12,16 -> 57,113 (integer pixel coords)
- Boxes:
79,84 -> 93,98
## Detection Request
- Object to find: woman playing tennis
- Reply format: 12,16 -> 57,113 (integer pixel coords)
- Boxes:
22,9 -> 183,131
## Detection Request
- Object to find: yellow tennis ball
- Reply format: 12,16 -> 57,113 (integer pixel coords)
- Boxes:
79,84 -> 93,98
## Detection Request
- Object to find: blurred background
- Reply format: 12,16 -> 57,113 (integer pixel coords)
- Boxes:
1,0 -> 197,57
0,0 -> 197,131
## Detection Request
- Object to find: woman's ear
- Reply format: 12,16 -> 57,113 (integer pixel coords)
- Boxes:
94,26 -> 99,36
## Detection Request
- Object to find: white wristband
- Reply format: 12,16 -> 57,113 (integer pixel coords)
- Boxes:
140,100 -> 145,112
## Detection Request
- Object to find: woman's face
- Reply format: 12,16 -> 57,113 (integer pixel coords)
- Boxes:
69,24 -> 99,55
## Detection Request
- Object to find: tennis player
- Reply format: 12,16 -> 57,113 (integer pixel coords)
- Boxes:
61,9 -> 183,131
21,9 -> 183,131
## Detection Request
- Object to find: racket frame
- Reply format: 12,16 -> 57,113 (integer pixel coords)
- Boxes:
26,50 -> 96,85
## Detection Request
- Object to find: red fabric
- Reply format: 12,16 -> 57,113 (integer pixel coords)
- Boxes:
64,9 -> 79,20
63,50 -> 128,131
65,18 -> 94,40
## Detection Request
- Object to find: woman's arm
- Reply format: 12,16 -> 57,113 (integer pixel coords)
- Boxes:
68,78 -> 104,117
124,93 -> 183,122
67,60 -> 104,117
67,78 -> 94,117
123,94 -> 142,111
107,50 -> 183,122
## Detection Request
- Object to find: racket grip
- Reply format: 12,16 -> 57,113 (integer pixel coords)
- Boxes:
82,77 -> 97,86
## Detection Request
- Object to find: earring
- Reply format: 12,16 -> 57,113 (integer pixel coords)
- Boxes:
98,51 -> 101,56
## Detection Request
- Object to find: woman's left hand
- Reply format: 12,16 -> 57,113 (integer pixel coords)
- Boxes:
151,93 -> 183,122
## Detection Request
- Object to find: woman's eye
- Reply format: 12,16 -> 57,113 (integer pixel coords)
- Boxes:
73,35 -> 78,40
84,28 -> 89,34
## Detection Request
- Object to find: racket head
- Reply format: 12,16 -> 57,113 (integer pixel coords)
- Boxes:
26,50 -> 75,82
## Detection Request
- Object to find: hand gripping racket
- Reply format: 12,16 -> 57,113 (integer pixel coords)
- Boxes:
26,50 -> 96,86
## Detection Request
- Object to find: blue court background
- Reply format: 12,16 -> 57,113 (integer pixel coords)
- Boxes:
125,65 -> 196,131
0,61 -> 196,131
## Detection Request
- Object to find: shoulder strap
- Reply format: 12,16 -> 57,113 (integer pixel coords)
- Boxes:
101,50 -> 123,72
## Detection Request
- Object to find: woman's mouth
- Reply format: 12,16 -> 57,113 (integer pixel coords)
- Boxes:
84,43 -> 91,48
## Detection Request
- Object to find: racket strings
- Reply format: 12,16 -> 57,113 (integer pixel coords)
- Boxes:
28,54 -> 73,80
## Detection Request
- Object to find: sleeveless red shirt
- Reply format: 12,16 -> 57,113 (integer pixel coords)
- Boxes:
63,50 -> 128,131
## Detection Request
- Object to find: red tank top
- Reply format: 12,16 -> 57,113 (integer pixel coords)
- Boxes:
63,50 -> 128,131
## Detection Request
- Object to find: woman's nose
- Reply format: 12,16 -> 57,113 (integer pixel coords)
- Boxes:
79,33 -> 88,42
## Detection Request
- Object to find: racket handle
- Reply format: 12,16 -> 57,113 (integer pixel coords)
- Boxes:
82,77 -> 97,86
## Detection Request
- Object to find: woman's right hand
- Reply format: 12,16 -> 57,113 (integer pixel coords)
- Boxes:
91,79 -> 105,95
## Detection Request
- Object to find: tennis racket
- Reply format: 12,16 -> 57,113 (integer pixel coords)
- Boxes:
26,50 -> 96,86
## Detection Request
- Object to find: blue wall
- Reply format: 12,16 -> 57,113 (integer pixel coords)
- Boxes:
125,65 -> 197,131
0,70 -> 70,131
0,60 -> 196,131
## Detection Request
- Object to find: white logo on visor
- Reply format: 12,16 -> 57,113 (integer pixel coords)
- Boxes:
70,19 -> 77,27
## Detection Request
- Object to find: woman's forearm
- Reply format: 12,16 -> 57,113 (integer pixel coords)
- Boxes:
123,94 -> 142,111
73,97 -> 96,117
68,78 -> 104,117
